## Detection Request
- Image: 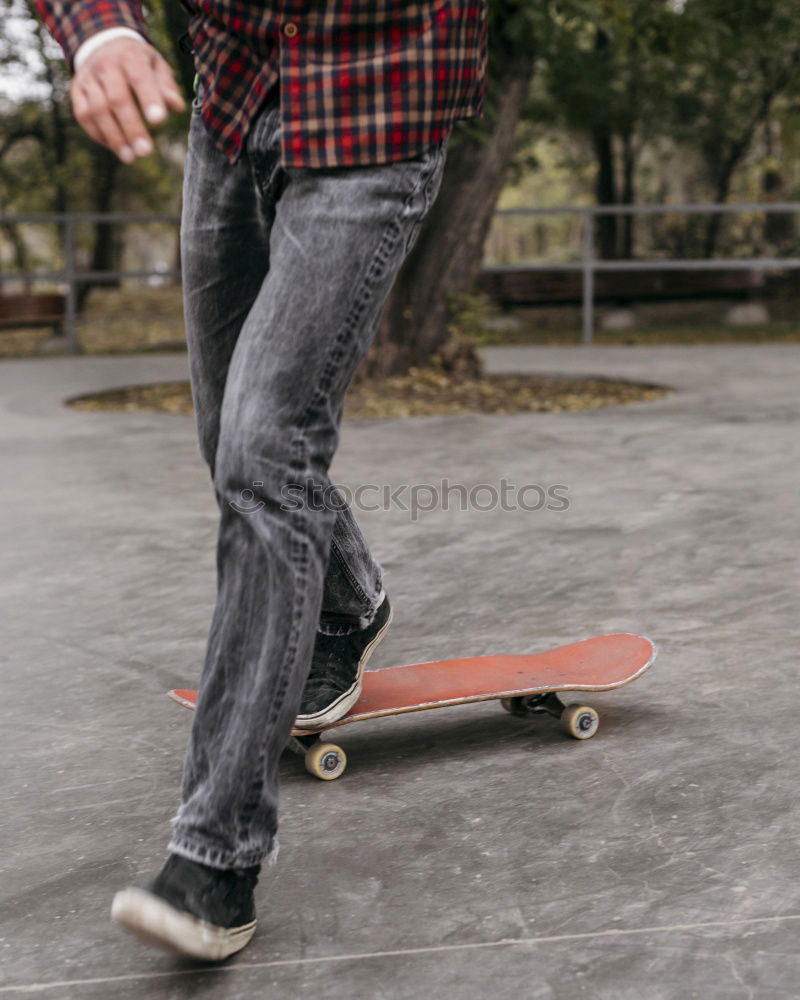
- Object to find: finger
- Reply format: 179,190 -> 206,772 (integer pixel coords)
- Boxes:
123,51 -> 174,128
72,76 -> 130,159
70,79 -> 104,147
82,73 -> 137,162
152,55 -> 186,112
95,66 -> 155,159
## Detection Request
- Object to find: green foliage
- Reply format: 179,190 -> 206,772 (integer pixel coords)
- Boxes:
671,0 -> 800,196
513,0 -> 800,238
446,290 -> 495,344
530,1 -> 692,143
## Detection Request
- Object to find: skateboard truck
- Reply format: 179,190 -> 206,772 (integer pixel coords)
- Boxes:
499,691 -> 600,739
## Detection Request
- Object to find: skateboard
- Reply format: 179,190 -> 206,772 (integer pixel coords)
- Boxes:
168,633 -> 656,781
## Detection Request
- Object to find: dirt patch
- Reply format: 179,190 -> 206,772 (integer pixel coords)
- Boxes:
66,370 -> 672,419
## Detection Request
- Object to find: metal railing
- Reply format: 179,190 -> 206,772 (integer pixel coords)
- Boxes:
2,203 -> 800,351
0,212 -> 180,354
488,201 -> 800,343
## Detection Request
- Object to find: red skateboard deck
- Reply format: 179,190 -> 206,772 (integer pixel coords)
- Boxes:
168,633 -> 656,780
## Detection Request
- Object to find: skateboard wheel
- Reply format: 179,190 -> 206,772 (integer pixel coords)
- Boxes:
500,697 -> 524,715
305,742 -> 347,780
561,704 -> 600,740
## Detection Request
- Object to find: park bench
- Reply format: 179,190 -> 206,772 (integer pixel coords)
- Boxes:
477,266 -> 765,307
0,293 -> 66,336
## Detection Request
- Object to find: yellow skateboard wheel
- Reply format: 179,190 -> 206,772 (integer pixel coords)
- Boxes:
305,742 -> 347,780
560,704 -> 600,740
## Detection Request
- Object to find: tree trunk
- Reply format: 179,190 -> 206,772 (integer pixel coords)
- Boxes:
620,131 -> 636,259
703,87 -> 779,259
364,61 -> 534,379
592,123 -> 617,259
762,156 -> 794,251
591,26 -> 617,260
41,43 -> 72,310
703,140 -> 749,259
1,223 -> 32,291
76,145 -> 121,310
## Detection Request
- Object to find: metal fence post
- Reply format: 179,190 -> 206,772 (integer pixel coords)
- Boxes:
63,217 -> 80,354
582,209 -> 595,345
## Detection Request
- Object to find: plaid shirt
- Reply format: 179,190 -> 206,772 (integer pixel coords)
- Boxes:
35,1 -> 488,169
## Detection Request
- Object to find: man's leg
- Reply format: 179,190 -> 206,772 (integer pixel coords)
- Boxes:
113,94 -> 449,958
179,93 -> 385,641
166,109 -> 448,876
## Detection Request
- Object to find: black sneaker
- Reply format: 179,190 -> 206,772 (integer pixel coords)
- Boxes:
111,853 -> 259,961
295,594 -> 393,729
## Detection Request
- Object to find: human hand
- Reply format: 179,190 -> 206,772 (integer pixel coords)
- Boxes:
70,37 -> 186,164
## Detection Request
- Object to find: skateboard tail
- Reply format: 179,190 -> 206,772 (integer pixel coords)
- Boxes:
168,689 -> 197,710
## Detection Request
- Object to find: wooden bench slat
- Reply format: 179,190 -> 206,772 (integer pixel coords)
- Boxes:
476,267 -> 765,306
0,293 -> 66,330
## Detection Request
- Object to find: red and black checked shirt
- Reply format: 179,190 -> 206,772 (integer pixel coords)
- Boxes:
34,1 -> 488,169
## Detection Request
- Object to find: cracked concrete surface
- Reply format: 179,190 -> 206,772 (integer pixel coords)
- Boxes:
1,344 -> 798,998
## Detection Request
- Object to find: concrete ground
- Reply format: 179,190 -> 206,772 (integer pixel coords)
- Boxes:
1,344 -> 798,998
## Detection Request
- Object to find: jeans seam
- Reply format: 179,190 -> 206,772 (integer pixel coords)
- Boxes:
327,535 -> 373,612
248,96 -> 283,199
236,529 -> 308,851
404,137 -> 447,253
265,530 -> 310,730
295,151 -> 440,431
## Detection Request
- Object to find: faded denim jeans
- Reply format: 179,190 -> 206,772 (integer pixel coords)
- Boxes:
167,84 -> 450,869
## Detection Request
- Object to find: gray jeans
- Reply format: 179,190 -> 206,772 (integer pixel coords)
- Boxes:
167,87 -> 449,869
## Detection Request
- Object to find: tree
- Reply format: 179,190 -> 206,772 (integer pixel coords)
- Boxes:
524,0 -> 693,260
516,0 -> 800,260
671,0 -> 800,257
366,0 -> 538,378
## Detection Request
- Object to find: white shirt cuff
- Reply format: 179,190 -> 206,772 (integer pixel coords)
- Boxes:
74,28 -> 149,71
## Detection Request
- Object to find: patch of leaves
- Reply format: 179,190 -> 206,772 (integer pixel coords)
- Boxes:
66,370 -> 671,418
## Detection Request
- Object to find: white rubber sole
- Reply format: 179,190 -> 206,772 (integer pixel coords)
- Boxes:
294,604 -> 394,730
110,887 -> 256,962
